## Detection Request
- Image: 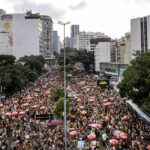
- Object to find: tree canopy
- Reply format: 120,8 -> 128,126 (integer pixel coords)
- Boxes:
117,51 -> 150,111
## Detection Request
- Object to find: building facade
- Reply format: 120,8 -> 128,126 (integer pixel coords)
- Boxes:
94,38 -> 111,72
131,16 -> 150,58
0,12 -> 54,60
53,31 -> 58,52
0,13 -> 43,59
41,15 -> 53,59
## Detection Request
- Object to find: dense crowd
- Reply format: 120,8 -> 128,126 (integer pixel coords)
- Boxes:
0,68 -> 149,150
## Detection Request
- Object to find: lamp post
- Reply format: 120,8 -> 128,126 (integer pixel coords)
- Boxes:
58,21 -> 70,150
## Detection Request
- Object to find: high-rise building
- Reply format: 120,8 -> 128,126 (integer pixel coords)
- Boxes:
0,13 -> 43,59
71,25 -> 79,38
0,12 -> 54,60
131,16 -> 150,58
41,15 -> 53,59
94,38 -> 111,72
53,31 -> 58,52
64,37 -> 71,48
70,25 -> 79,49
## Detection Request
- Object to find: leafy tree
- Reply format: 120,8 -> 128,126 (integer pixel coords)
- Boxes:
0,55 -> 16,66
51,86 -> 64,102
27,71 -> 38,82
117,51 -> 150,111
54,97 -> 71,118
18,55 -> 45,75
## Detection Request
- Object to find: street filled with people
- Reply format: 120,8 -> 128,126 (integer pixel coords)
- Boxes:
0,68 -> 150,150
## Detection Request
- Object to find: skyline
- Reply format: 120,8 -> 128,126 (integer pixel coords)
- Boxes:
1,0 -> 150,40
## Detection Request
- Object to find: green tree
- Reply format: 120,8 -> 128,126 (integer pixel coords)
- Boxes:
18,55 -> 45,75
117,51 -> 150,111
54,97 -> 71,118
27,71 -> 38,82
51,86 -> 64,102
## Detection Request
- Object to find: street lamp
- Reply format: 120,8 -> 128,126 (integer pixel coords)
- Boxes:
58,21 -> 70,150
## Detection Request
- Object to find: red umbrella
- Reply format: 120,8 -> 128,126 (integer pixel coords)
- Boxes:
0,104 -> 3,108
119,133 -> 129,140
79,106 -> 85,110
147,145 -> 150,150
34,89 -> 39,92
85,88 -> 90,92
88,133 -> 96,140
23,103 -> 29,107
19,111 -> 25,115
34,93 -> 38,97
103,99 -> 108,103
123,116 -> 129,120
69,131 -> 78,136
81,111 -> 87,115
103,102 -> 112,106
45,91 -> 50,95
25,95 -> 32,100
109,139 -> 119,146
5,112 -> 11,117
40,106 -> 46,110
32,105 -> 38,109
12,112 -> 18,116
13,101 -> 18,105
113,130 -> 123,138
91,124 -> 102,129
110,97 -> 114,101
76,99 -> 81,102
88,99 -> 95,103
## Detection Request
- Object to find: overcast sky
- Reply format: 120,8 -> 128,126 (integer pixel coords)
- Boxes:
1,0 -> 150,40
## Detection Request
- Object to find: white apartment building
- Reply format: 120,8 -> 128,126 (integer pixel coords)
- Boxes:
131,15 -> 150,58
0,13 -> 43,59
94,39 -> 111,72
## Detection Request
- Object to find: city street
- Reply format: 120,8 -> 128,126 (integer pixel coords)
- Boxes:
0,68 -> 149,149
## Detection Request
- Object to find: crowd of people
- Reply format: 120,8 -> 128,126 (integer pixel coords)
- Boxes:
0,68 -> 149,150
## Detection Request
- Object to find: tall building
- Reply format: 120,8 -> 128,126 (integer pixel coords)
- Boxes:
71,25 -> 79,38
0,12 -> 54,60
131,16 -> 150,58
64,37 -> 71,48
41,15 -> 53,59
0,13 -> 43,59
70,25 -> 79,49
110,40 -> 118,62
94,38 -> 111,72
53,31 -> 58,52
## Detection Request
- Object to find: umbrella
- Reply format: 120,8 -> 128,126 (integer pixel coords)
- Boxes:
76,99 -> 81,102
110,97 -> 114,101
88,99 -> 95,103
34,93 -> 38,97
119,133 -> 129,140
103,102 -> 112,106
109,139 -> 119,146
69,131 -> 78,136
113,130 -> 123,138
19,111 -> 25,115
45,91 -> 50,95
13,101 -> 18,105
51,120 -> 63,125
25,95 -> 32,100
85,88 -> 90,92
147,145 -> 150,150
5,112 -> 11,117
103,99 -> 108,103
91,124 -> 102,129
40,106 -> 46,110
34,89 -> 39,92
88,133 -> 96,140
12,112 -> 18,116
123,116 -> 129,120
0,104 -> 3,108
81,111 -> 87,115
79,106 -> 85,110
32,105 -> 38,109
23,103 -> 29,107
